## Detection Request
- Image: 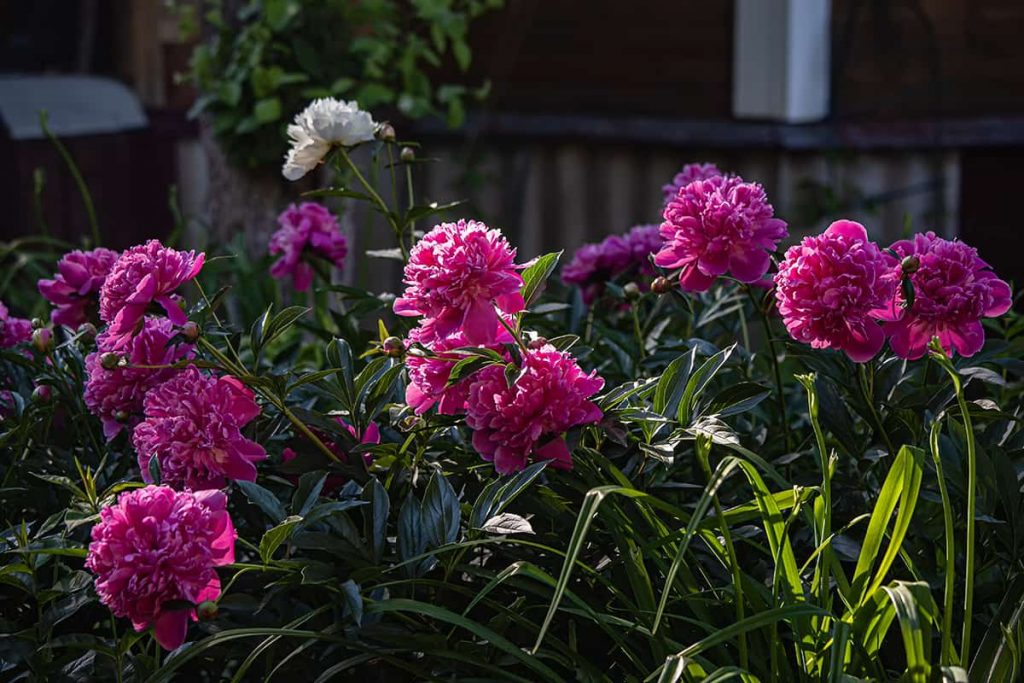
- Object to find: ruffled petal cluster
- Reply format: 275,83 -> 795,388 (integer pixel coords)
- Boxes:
99,240 -> 204,346
84,317 -> 194,440
465,344 -> 604,474
661,162 -> 723,205
38,248 -> 119,328
269,202 -> 348,290
133,366 -> 266,489
394,220 -> 524,344
561,225 -> 663,304
282,98 -> 376,181
884,232 -> 1012,359
655,176 -> 788,292
0,301 -> 32,348
774,220 -> 898,362
86,486 -> 235,651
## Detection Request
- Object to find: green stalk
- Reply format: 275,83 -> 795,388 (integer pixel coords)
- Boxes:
339,147 -> 408,260
630,303 -> 645,361
39,111 -> 101,246
747,287 -> 791,450
797,374 -> 832,614
929,419 -> 958,666
857,361 -> 897,456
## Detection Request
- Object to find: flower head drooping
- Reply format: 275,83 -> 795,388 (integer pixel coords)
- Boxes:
465,344 -> 604,474
394,220 -> 524,345
0,301 -> 32,349
86,486 -> 235,651
84,317 -> 194,440
38,248 -> 119,329
661,162 -> 724,205
282,98 -> 376,181
133,366 -> 266,489
405,318 -> 513,415
268,202 -> 348,291
774,220 -> 898,362
883,232 -> 1012,359
656,176 -> 788,292
99,240 -> 204,347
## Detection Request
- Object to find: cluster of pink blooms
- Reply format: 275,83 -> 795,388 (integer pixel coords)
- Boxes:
86,486 -> 235,651
268,202 -> 349,291
0,300 -> 32,349
38,247 -> 119,328
133,366 -> 266,490
662,162 -> 723,205
562,225 -> 662,304
398,220 -> 603,472
84,317 -> 194,439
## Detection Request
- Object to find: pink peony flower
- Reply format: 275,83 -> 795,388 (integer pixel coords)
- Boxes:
465,344 -> 604,474
394,220 -> 524,345
84,317 -> 194,440
0,301 -> 32,348
269,202 -> 348,291
626,224 -> 663,276
883,232 -> 1012,359
655,176 -> 788,292
99,240 -> 205,346
38,248 -> 119,328
774,220 -> 898,362
662,162 -> 724,205
405,318 -> 513,414
86,486 -> 235,651
562,234 -> 633,304
133,366 -> 266,489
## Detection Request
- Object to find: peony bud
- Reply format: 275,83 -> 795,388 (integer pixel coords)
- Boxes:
181,321 -> 200,343
79,322 -> 97,341
32,327 -> 53,354
31,318 -> 45,329
383,336 -> 405,358
196,601 -> 219,621
378,123 -> 396,142
900,255 -> 920,274
651,276 -> 672,295
528,336 -> 548,350
400,415 -> 422,432
623,282 -> 641,301
31,385 -> 52,403
100,352 -> 121,370
114,410 -> 129,423
400,146 -> 416,163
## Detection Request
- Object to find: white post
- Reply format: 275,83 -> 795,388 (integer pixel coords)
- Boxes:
733,0 -> 832,123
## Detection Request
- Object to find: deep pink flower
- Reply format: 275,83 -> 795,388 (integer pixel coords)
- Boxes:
662,162 -> 724,204
99,240 -> 205,346
84,317 -> 193,440
133,366 -> 266,489
884,232 -> 1012,359
269,202 -> 348,291
626,224 -> 663,276
562,234 -> 633,304
405,319 -> 513,414
774,220 -> 898,362
86,486 -> 235,651
394,220 -> 524,345
38,248 -> 119,328
655,176 -> 788,292
465,344 -> 604,474
0,301 -> 32,348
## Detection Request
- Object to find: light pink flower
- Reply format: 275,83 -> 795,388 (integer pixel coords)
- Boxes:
394,220 -> 524,345
884,232 -> 1012,359
269,202 -> 348,291
662,162 -> 724,204
774,220 -> 898,362
38,248 -> 119,328
465,344 -> 604,474
655,176 -> 788,292
405,319 -> 513,414
84,317 -> 194,440
86,486 -> 235,651
99,240 -> 205,346
0,301 -> 32,348
133,366 -> 266,489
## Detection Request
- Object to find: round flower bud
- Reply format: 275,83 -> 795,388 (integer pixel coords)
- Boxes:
383,336 -> 404,358
400,146 -> 416,163
623,282 -> 641,301
196,600 -> 219,621
114,410 -> 130,423
181,321 -> 200,343
399,415 -> 422,432
528,336 -> 548,350
32,327 -> 53,354
651,276 -> 672,294
900,255 -> 921,274
79,322 -> 97,341
100,352 -> 121,370
31,385 -> 52,403
31,317 -> 45,329
378,123 -> 396,142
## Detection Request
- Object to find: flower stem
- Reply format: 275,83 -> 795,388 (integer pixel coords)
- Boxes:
630,303 -> 645,362
929,419 -> 958,666
339,148 -> 408,260
747,287 -> 791,451
857,362 -> 896,456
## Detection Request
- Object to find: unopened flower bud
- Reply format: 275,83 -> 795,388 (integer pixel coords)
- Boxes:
31,318 -> 45,329
196,601 -> 219,621
623,282 -> 641,301
400,146 -> 416,163
31,385 -> 52,403
32,328 -> 52,354
528,336 -> 548,350
114,410 -> 129,423
79,322 -> 97,341
181,321 -> 200,343
400,415 -> 421,431
383,336 -> 404,358
378,123 -> 396,142
100,352 -> 121,370
651,276 -> 672,295
900,255 -> 920,274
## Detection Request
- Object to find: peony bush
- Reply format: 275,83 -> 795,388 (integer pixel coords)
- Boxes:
2,99 -> 1023,682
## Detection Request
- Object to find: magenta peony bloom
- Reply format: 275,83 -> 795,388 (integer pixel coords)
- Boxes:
465,344 -> 604,474
626,224 -> 663,275
774,220 -> 898,362
394,220 -> 524,345
405,318 -> 513,414
0,301 -> 32,348
883,232 -> 1012,359
38,248 -> 119,328
655,176 -> 788,292
562,234 -> 633,304
99,240 -> 205,346
269,202 -> 348,291
84,317 -> 194,440
133,366 -> 266,489
662,162 -> 724,205
86,486 -> 235,651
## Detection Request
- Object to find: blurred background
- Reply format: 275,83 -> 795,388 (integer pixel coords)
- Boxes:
2,0 -> 1023,289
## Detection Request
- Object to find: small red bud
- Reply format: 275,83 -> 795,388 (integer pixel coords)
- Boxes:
196,601 -> 219,621
383,336 -> 405,358
31,385 -> 52,403
900,255 -> 920,274
651,276 -> 672,295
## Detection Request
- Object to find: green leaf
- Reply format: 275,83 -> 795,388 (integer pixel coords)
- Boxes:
520,251 -> 562,307
290,472 -> 326,518
237,480 -> 287,523
704,382 -> 771,418
253,97 -> 281,123
677,344 -> 735,425
469,460 -> 548,528
259,515 -> 303,563
422,471 -> 460,548
362,478 -> 389,564
653,348 -> 697,417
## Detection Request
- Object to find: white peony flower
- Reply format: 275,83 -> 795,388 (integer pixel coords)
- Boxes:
282,98 -> 377,181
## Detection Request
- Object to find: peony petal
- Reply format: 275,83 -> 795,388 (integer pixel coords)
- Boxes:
153,608 -> 190,651
728,246 -> 771,283
678,263 -> 717,292
825,220 -> 869,243
842,321 -> 885,363
460,298 -> 498,345
942,321 -> 986,358
535,437 -> 573,470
